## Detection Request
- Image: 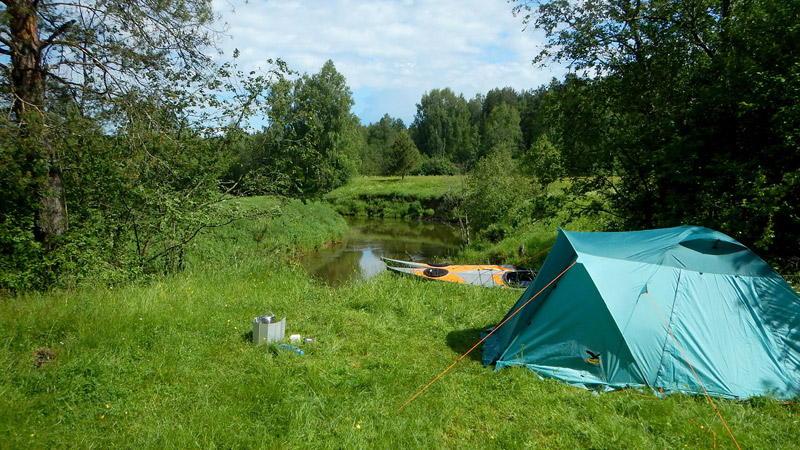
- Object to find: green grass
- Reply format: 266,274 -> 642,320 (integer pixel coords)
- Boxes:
325,176 -> 461,199
454,205 -> 601,269
2,261 -> 798,448
182,197 -> 348,266
324,176 -> 462,219
1,195 -> 798,449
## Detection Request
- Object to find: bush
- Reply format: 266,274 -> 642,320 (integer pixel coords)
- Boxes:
416,157 -> 460,176
464,150 -> 535,239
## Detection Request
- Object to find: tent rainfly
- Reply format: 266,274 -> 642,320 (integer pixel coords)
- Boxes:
482,226 -> 800,400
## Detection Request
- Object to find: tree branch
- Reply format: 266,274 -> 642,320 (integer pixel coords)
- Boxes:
0,35 -> 12,50
142,211 -> 274,265
40,20 -> 76,50
691,30 -> 716,59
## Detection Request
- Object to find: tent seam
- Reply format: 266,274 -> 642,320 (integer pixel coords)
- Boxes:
653,269 -> 683,390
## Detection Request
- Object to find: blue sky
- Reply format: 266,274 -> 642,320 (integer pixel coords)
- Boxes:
212,0 -> 564,125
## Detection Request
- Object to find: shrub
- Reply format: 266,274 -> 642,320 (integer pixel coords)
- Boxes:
416,157 -> 460,176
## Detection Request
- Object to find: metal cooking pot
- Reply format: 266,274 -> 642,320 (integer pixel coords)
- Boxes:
253,311 -> 276,324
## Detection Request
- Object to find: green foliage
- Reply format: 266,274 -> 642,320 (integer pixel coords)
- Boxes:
0,119 -> 45,290
0,0 -> 299,291
383,129 -> 422,178
416,156 -> 460,176
523,135 -> 564,187
410,88 -> 479,167
481,103 -> 524,159
360,114 -> 407,175
482,87 -> 521,120
234,61 -> 359,198
511,0 -> 800,265
464,151 -> 536,242
457,204 -> 599,267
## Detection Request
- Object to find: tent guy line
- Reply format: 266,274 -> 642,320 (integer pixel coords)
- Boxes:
514,246 -> 552,268
397,261 -> 577,412
645,290 -> 741,450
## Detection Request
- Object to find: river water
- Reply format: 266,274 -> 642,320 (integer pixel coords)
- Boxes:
300,216 -> 462,286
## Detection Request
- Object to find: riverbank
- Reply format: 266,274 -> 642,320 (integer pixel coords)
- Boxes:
321,176 -> 586,271
324,175 -> 460,220
300,216 -> 460,286
2,194 -> 798,448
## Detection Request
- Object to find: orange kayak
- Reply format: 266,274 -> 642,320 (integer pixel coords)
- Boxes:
381,257 -> 535,288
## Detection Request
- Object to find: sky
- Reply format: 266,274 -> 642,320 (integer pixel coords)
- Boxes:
211,0 -> 565,125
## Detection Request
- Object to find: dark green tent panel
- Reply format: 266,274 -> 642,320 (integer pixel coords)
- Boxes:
482,226 -> 800,399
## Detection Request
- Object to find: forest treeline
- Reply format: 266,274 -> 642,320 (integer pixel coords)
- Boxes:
1,0 -> 798,291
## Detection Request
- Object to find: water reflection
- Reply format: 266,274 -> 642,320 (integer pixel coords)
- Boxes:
300,216 -> 461,286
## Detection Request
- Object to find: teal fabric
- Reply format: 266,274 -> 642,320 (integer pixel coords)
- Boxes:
483,226 -> 800,400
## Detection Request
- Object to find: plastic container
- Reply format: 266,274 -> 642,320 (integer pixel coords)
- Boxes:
277,344 -> 304,355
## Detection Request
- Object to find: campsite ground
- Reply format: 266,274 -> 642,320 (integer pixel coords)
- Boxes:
1,193 -> 798,449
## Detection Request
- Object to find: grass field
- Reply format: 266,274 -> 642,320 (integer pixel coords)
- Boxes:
1,195 -> 799,449
324,176 -> 462,219
324,176 -> 461,199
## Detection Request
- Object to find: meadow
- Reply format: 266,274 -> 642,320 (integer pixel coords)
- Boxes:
324,176 -> 461,199
323,176 -> 462,219
1,194 -> 798,449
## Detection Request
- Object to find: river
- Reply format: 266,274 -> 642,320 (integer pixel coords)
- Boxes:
300,216 -> 462,286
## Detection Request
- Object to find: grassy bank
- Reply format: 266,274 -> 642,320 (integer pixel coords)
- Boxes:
457,211 -> 603,269
182,197 -> 348,266
3,262 -> 799,449
2,195 -> 798,449
324,176 -> 461,219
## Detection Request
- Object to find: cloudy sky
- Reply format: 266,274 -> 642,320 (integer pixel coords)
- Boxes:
212,0 -> 564,125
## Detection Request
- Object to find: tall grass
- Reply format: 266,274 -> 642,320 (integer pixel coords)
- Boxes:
2,262 -> 797,448
1,195 -> 798,449
183,197 -> 348,266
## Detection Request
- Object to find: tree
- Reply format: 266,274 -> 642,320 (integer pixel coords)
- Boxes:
384,129 -> 421,179
292,60 -> 359,193
481,103 -> 523,159
511,0 -> 800,263
1,1 -> 294,290
410,88 -> 478,167
481,87 -> 520,124
464,150 -> 533,242
363,113 -> 405,175
1,0 -> 216,245
243,60 -> 359,197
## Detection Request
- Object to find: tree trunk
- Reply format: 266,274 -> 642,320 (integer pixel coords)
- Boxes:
9,0 -> 68,243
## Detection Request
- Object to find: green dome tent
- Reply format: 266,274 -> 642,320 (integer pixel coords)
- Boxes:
482,226 -> 800,400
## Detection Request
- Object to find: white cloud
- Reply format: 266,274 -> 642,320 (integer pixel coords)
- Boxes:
212,0 -> 563,124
